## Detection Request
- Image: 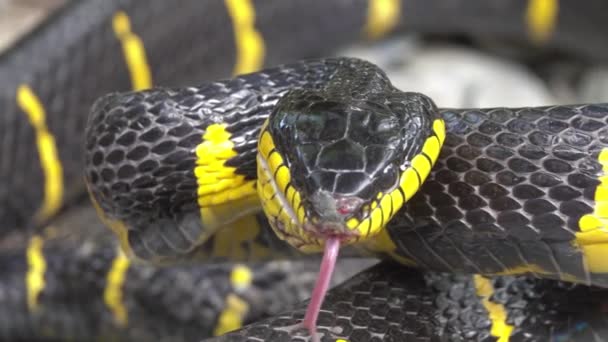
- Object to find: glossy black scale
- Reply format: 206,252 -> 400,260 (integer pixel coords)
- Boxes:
85,60 -> 351,260
267,59 -> 436,224
386,104 -> 608,287
217,261 -> 608,342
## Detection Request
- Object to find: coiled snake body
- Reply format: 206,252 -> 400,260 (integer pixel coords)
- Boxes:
4,0 -> 608,341
86,57 -> 608,340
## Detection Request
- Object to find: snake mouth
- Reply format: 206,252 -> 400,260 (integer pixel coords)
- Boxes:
257,147 -> 362,250
301,221 -> 360,244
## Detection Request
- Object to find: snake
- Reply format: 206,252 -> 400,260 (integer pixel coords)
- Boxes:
85,53 -> 608,340
4,0 -> 608,341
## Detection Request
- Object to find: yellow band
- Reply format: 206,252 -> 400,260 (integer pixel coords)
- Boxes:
112,11 -> 153,90
576,148 -> 608,273
526,0 -> 559,43
474,275 -> 513,341
224,0 -> 265,75
103,250 -> 130,326
26,234 -> 47,311
213,294 -> 250,336
17,85 -> 64,222
364,0 -> 401,40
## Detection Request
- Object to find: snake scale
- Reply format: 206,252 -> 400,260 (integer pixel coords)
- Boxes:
4,0 -> 608,341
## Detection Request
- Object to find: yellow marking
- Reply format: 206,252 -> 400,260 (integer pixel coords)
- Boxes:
370,200 -> 378,210
346,218 -> 359,229
26,234 -> 46,311
213,294 -> 249,336
258,117 -> 448,253
230,264 -> 253,291
433,119 -> 446,144
276,167 -> 291,192
411,154 -> 432,182
491,264 -> 546,276
361,228 -> 416,266
579,214 -> 603,232
212,214 -> 272,260
368,207 -> 383,232
600,149 -> 608,166
224,0 -> 265,75
490,264 -> 579,283
259,117 -> 447,252
575,148 -> 608,273
576,148 -> 608,273
198,194 -> 260,245
390,190 -> 404,214
195,124 -> 257,206
257,127 -> 310,249
267,153 -> 285,175
364,0 -> 401,40
576,239 -> 608,273
526,0 -> 559,43
103,250 -> 130,327
112,11 -> 152,90
396,119 -> 445,203
380,195 -> 392,215
422,136 -> 441,164
336,340 -> 349,342
359,118 -> 446,255
399,168 -> 420,200
89,194 -> 135,259
17,85 -> 63,223
473,275 -> 513,342
297,207 -> 306,224
258,157 -> 296,243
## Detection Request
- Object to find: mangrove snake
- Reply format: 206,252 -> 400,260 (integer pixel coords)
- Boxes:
4,0 -> 608,341
86,56 -> 608,341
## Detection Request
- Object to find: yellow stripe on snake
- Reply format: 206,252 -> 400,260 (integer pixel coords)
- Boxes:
4,1 -> 608,342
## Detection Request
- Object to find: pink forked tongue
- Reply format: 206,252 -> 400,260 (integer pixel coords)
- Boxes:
302,237 -> 341,337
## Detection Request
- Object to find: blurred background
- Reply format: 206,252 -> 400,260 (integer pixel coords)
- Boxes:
4,0 -> 607,110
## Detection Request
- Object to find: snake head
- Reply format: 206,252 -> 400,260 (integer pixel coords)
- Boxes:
257,90 -> 445,252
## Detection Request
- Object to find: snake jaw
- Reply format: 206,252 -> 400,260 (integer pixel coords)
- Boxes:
301,220 -> 360,246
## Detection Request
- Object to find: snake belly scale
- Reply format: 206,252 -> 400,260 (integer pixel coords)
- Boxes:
85,57 -> 608,339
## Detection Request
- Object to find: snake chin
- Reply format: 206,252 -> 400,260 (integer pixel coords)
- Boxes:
271,217 -> 358,253
302,222 -> 359,243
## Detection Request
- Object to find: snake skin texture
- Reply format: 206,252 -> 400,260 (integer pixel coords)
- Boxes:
5,0 -> 608,341
84,59 -> 346,262
261,59 -> 441,252
213,262 -> 608,342
87,57 -> 608,287
0,0 -> 373,233
382,104 -> 608,286
86,55 -> 608,340
0,203 -> 373,341
5,0 -> 608,234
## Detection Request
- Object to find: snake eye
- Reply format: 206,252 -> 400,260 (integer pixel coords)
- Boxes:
375,164 -> 399,191
369,116 -> 399,135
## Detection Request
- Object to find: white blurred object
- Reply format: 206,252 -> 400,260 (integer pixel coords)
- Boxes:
578,67 -> 608,103
342,39 -> 556,108
0,0 -> 65,52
